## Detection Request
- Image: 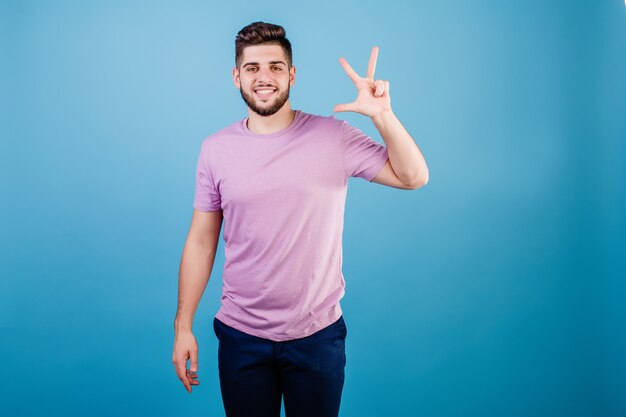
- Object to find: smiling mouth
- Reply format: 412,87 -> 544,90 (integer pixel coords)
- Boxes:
254,88 -> 277,99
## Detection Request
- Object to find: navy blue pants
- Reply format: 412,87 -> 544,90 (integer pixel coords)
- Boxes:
213,316 -> 347,417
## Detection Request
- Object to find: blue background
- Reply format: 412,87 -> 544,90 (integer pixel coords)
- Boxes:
2,0 -> 625,416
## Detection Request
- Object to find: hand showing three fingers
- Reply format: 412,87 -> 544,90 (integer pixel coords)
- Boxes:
333,46 -> 392,118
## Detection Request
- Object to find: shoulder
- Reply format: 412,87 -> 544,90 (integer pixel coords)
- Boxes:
199,118 -> 243,149
298,110 -> 345,133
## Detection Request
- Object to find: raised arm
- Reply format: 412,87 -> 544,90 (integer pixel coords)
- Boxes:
333,46 -> 429,188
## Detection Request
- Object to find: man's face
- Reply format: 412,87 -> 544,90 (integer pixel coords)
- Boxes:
233,44 -> 296,116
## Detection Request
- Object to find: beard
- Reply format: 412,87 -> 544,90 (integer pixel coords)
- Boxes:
239,83 -> 291,117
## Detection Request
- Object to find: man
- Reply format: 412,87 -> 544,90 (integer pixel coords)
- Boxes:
172,21 -> 428,417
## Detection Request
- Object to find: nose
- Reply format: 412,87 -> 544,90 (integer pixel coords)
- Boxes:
255,66 -> 275,82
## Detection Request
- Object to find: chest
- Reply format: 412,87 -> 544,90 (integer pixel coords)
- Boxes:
215,138 -> 345,212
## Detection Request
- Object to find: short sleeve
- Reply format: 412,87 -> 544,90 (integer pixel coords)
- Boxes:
193,143 -> 222,212
340,120 -> 389,181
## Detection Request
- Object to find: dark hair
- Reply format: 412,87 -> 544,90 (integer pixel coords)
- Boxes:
235,21 -> 293,70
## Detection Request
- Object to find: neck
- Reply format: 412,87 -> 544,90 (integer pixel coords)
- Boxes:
247,105 -> 296,134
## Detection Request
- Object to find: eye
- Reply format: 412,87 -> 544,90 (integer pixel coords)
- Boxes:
273,66 -> 282,71
246,67 -> 257,72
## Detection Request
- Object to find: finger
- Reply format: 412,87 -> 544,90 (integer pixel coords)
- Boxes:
185,369 -> 196,386
176,356 -> 192,392
180,372 -> 191,391
333,102 -> 357,113
189,348 -> 198,373
366,46 -> 379,80
374,80 -> 385,97
338,57 -> 361,84
385,80 -> 390,96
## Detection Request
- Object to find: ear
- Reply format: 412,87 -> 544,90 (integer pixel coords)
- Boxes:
232,67 -> 241,89
289,66 -> 296,87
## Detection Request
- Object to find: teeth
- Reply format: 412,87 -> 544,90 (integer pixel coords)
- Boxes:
255,89 -> 275,94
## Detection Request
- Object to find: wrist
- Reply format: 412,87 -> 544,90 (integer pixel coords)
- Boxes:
174,319 -> 193,333
371,109 -> 394,124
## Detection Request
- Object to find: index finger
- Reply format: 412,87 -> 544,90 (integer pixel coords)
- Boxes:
338,57 -> 361,84
366,46 -> 379,80
175,357 -> 192,392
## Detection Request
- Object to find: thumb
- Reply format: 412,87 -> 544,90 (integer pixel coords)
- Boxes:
333,103 -> 356,113
190,349 -> 198,372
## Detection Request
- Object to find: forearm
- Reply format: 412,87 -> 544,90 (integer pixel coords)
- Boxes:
371,110 -> 429,185
174,242 -> 217,332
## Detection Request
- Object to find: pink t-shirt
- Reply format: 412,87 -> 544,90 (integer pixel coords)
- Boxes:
193,109 -> 388,341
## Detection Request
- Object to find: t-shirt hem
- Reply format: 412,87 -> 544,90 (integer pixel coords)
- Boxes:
215,305 -> 343,342
193,204 -> 221,212
366,152 -> 390,182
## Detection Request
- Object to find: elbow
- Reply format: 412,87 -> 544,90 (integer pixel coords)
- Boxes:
408,179 -> 427,190
407,172 -> 429,190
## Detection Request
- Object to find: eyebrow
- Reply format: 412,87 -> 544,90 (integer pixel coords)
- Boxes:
242,61 -> 287,68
